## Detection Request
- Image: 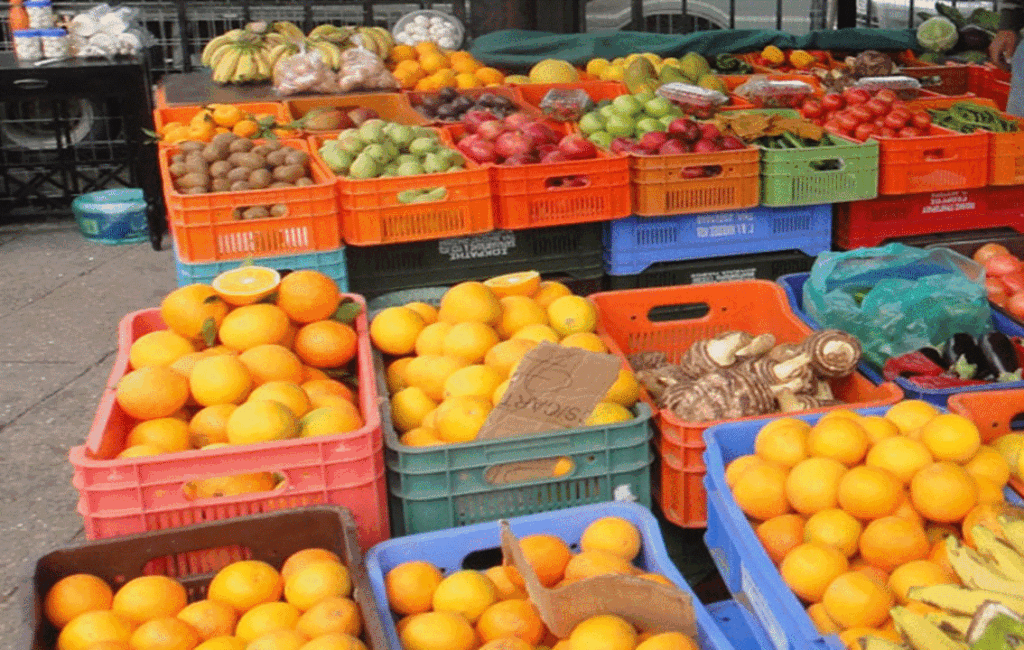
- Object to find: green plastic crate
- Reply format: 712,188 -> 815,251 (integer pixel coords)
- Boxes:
369,288 -> 655,536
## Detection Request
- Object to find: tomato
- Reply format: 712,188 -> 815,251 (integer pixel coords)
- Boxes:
874,118 -> 887,129
986,253 -> 1024,277
800,99 -> 824,118
864,98 -> 889,117
1002,271 -> 1024,295
843,87 -> 871,105
987,277 -> 1009,306
975,242 -> 1012,265
1006,292 -> 1024,321
821,94 -> 845,112
911,112 -> 933,129
884,112 -> 908,130
812,117 -> 825,126
890,100 -> 908,112
850,105 -> 873,123
898,126 -> 920,138
854,123 -> 877,141
874,89 -> 897,105
878,126 -> 898,138
823,119 -> 843,133
837,114 -> 860,132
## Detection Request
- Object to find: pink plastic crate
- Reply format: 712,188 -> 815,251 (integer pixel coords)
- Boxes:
70,298 -> 388,550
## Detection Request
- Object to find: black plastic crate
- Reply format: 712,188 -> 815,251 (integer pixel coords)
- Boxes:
605,249 -> 815,290
895,227 -> 1024,259
348,223 -> 605,300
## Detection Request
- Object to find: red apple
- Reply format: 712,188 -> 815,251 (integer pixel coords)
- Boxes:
558,134 -> 598,160
693,138 -> 721,153
521,122 -> 560,147
463,110 -> 496,133
610,137 -> 634,154
699,123 -> 721,141
503,113 -> 535,130
502,153 -> 537,166
639,131 -> 669,151
477,120 -> 508,142
541,150 -> 569,163
536,144 -> 558,157
495,131 -> 533,159
668,118 -> 702,143
720,136 -> 745,150
658,138 -> 689,155
462,139 -> 497,163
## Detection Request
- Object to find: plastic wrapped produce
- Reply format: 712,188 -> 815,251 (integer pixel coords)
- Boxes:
66,3 -> 151,57
337,44 -> 399,92
273,48 -> 341,95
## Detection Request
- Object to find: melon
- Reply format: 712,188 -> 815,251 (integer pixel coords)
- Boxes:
528,59 -> 579,84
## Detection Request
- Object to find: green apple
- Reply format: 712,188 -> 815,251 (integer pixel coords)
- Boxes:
636,117 -> 664,135
599,104 -> 618,120
578,111 -> 606,135
635,90 -> 656,105
611,94 -> 642,117
588,131 -> 613,150
644,96 -> 673,119
659,114 -> 677,128
605,114 -> 635,138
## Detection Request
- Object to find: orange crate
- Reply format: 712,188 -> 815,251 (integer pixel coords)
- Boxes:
154,102 -> 291,137
70,301 -> 389,551
308,133 -> 494,246
284,93 -> 429,135
900,64 -> 978,98
948,388 -> 1024,498
160,139 -> 341,262
590,280 -> 904,527
629,146 -> 760,217
405,86 -> 537,124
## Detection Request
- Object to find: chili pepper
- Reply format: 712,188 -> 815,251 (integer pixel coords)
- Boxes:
979,331 -> 1023,382
944,333 -> 994,380
883,350 -> 946,381
908,375 -> 989,389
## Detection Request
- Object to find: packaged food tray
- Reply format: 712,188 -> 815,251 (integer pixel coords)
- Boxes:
174,245 -> 349,290
515,81 -> 628,114
778,271 -> 1024,406
364,501 -> 740,650
160,139 -> 341,263
347,223 -> 603,299
406,86 -> 535,125
605,249 -> 814,290
603,204 -> 831,276
589,280 -> 904,527
833,185 -> 1024,249
70,303 -> 389,550
25,506 -> 387,650
369,287 -> 654,537
284,92 -> 429,134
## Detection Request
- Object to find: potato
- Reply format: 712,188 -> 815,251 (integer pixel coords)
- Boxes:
295,177 -> 314,187
273,164 -> 304,183
263,139 -> 283,151
269,204 -> 288,218
202,143 -> 229,163
211,177 -> 232,192
226,166 -> 251,183
212,132 -> 237,148
241,206 -> 270,220
184,152 -> 208,174
177,172 -> 209,190
179,140 -> 204,153
248,168 -> 273,189
284,150 -> 309,167
229,181 -> 252,192
229,152 -> 264,169
265,149 -> 290,167
228,139 -> 255,154
168,162 -> 188,178
209,160 -> 233,178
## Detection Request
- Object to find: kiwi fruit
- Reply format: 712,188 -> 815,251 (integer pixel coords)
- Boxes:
229,180 -> 252,192
295,177 -> 314,187
179,140 -> 205,153
212,132 -> 237,147
169,162 -> 188,177
226,166 -> 251,183
184,152 -> 208,174
284,150 -> 309,166
211,178 -> 232,192
272,164 -> 305,183
263,140 -> 283,151
228,138 -> 255,154
183,187 -> 207,195
265,149 -> 290,167
209,161 -> 233,178
202,142 -> 228,163
248,168 -> 273,189
228,152 -> 264,169
170,153 -> 186,166
252,144 -> 275,157
241,206 -> 271,220
269,204 -> 288,217
176,172 -> 209,190
269,181 -> 293,189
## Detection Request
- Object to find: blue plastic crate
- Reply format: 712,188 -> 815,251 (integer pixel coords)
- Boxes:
365,501 -> 739,650
603,205 -> 832,276
174,246 -> 349,291
777,272 -> 1024,407
707,600 -> 774,650
702,408 -> 1024,650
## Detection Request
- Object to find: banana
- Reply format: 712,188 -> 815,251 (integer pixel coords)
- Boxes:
907,583 -> 1024,616
208,43 -> 234,71
891,607 -> 969,650
947,537 -> 1024,597
925,612 -> 971,641
212,46 -> 242,84
252,50 -> 271,80
201,30 -> 243,67
262,32 -> 286,48
1000,517 -> 1024,557
312,41 -> 342,70
264,43 -> 293,71
361,28 -> 385,58
974,526 -> 1024,582
371,26 -> 394,51
272,21 -> 305,41
232,52 -> 256,84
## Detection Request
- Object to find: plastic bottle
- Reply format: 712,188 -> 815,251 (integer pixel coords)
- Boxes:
9,0 -> 30,32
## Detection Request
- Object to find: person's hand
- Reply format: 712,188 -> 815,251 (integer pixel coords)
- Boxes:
990,29 -> 1020,70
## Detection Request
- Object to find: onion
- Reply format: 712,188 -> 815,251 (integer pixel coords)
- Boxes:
974,242 -> 1012,265
985,253 -> 1024,277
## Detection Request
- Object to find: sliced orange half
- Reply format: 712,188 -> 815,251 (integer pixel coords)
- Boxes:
211,266 -> 281,306
484,270 -> 541,298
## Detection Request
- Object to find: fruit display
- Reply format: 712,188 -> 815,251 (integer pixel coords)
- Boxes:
927,102 -> 1020,134
801,88 -> 935,141
43,547 -> 373,650
389,43 -> 503,91
454,113 -> 598,167
317,121 -> 466,179
583,52 -> 725,94
726,400 -> 1016,649
156,105 -> 295,145
975,242 -> 1024,315
411,88 -> 522,122
731,77 -> 815,109
628,329 -> 863,422
369,271 -> 641,445
382,515 -> 700,650
882,332 -> 1024,389
166,135 -> 314,195
393,11 -> 463,50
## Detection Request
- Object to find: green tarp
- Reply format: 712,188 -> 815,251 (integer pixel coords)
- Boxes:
470,28 -> 920,72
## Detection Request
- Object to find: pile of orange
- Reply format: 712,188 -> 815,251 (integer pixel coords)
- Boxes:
728,400 -> 1013,649
389,42 -> 505,91
45,547 -> 368,650
114,268 -> 364,495
383,516 -> 698,650
369,271 -> 641,447
160,105 -> 296,145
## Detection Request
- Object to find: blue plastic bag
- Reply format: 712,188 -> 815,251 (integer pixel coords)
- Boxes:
802,243 -> 992,368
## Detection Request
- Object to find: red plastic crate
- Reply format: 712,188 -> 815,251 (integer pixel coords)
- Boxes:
160,139 -> 341,262
834,185 -> 1024,249
589,281 -> 904,528
948,388 -> 1024,498
308,132 -> 494,246
69,298 -> 389,551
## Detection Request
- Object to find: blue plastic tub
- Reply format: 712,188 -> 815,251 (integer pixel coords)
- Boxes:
71,189 -> 149,245
703,408 -> 1024,650
603,204 -> 832,276
174,246 -> 348,291
777,272 -> 1024,406
365,501 -> 739,650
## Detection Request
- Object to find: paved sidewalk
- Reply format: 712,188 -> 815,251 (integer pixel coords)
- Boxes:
0,221 -> 176,647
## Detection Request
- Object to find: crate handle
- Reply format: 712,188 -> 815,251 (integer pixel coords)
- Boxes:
808,157 -> 845,172
1011,412 -> 1024,431
544,174 -> 591,190
483,439 -> 570,463
677,164 -> 723,180
646,302 -> 711,323
181,471 -> 288,502
483,455 -> 575,485
923,148 -> 956,162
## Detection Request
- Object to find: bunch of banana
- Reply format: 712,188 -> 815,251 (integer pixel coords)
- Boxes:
352,26 -> 394,60
305,39 -> 348,71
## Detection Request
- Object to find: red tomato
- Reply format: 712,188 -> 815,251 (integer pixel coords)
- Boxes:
890,100 -> 908,112
837,114 -> 859,132
874,118 -> 887,129
874,89 -> 897,105
898,126 -> 921,138
1006,291 -> 1024,321
878,126 -> 898,138
1002,271 -> 1024,295
975,242 -> 1012,265
986,253 -> 1024,277
865,98 -> 889,117
821,94 -> 845,112
823,119 -> 843,133
987,277 -> 1010,306
843,87 -> 871,105
800,99 -> 824,118
854,123 -> 877,141
911,112 -> 933,129
813,117 -> 825,126
850,105 -> 873,123
884,112 -> 908,130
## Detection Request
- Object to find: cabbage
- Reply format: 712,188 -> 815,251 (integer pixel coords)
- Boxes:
917,16 -> 959,53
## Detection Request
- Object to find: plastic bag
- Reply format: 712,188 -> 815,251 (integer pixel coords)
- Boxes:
732,76 -> 814,109
66,3 -> 152,56
274,48 -> 341,96
539,88 -> 593,122
802,243 -> 993,369
336,43 -> 399,92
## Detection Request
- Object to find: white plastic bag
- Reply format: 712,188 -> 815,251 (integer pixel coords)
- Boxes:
274,48 -> 341,95
336,43 -> 399,92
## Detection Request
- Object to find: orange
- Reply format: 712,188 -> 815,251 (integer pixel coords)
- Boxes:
112,576 -> 187,624
455,73 -> 482,89
484,339 -> 537,379
865,436 -> 933,485
298,634 -> 365,650
185,471 -> 278,500
438,282 -> 502,326
248,381 -> 310,418
284,562 -> 352,611
127,418 -> 191,453
850,558 -> 889,587
884,400 -> 939,435
225,399 -> 299,444
803,509 -> 862,558
390,386 -> 438,433
496,296 -> 548,339
190,355 -> 253,407
476,599 -> 545,644
886,559 -> 954,604
386,560 -> 444,616
281,548 -> 342,582
919,414 -> 982,463
910,461 -> 978,524
891,490 -> 925,528
759,417 -> 812,437
298,402 -> 364,438
603,369 -> 641,407
547,296 -> 597,337
128,616 -> 199,650
414,41 -> 439,56
116,367 -> 190,420
806,603 -> 840,635
188,405 -> 237,448
452,57 -> 482,74
390,44 -> 417,62
929,538 -> 955,578
859,416 -> 900,444
806,418 -> 869,466
235,602 -> 301,643
568,614 -> 636,650
130,331 -> 197,369
276,271 -> 341,324
117,444 -> 164,459
755,423 -> 808,468
859,516 -> 930,571
532,281 -> 572,309
580,516 -> 642,561
400,611 -> 478,650
207,560 -> 283,614
237,345 -> 304,386
231,120 -> 258,138
441,322 -> 501,364
785,457 -> 847,515
779,543 -> 849,603
419,52 -> 448,74
635,632 -> 699,650
725,455 -> 763,488
484,271 -> 541,298
476,640 -> 530,650
508,534 -> 572,587
966,446 -> 1012,487
295,597 -> 360,638
757,514 -> 806,565
302,379 -> 355,406
976,474 -> 1008,505
836,465 -> 901,520
403,302 -> 437,325
371,307 -> 426,356
475,68 -> 505,85
57,610 -> 135,650
175,600 -> 236,641
821,571 -> 894,629
562,551 -> 636,583
211,266 -> 280,307
218,304 -> 291,351
385,358 -> 414,393
245,630 -> 307,650
732,462 -> 791,520
293,321 -> 357,369
45,573 -> 115,629
432,570 -> 497,624
403,355 -> 470,401
400,427 -> 443,447
560,332 -> 607,353
438,364 -> 504,402
435,395 -> 492,443
415,322 -> 454,356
